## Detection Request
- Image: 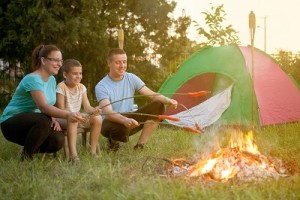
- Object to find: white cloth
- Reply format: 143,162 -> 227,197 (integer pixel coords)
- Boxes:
166,84 -> 233,128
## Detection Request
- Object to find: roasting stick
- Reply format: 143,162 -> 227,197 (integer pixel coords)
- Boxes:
87,112 -> 200,134
164,103 -> 204,133
86,108 -> 204,133
89,91 -> 210,132
99,91 -> 211,109
178,103 -> 204,132
138,121 -> 201,134
85,108 -> 181,122
97,112 -> 180,122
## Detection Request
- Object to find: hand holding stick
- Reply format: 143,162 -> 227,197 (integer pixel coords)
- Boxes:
84,106 -> 102,120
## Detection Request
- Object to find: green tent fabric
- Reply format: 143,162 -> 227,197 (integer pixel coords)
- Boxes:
159,45 -> 300,127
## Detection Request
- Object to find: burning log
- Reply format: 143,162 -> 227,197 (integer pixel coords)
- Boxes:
167,130 -> 288,182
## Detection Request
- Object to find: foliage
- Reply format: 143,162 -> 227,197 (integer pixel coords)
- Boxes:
100,0 -> 180,97
0,64 -> 21,111
294,55 -> 300,85
272,50 -> 300,85
0,0 -> 109,102
0,0 -> 181,103
159,12 -> 196,75
194,4 -> 240,48
0,81 -> 15,112
130,61 -> 166,106
1,0 -> 105,70
0,123 -> 300,199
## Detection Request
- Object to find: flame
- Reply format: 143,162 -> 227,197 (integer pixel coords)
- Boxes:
220,167 -> 235,180
189,157 -> 219,177
171,129 -> 286,182
230,130 -> 259,154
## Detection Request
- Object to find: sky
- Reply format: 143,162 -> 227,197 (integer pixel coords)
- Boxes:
173,0 -> 300,54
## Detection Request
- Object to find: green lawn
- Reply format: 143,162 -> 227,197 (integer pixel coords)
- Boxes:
0,123 -> 299,200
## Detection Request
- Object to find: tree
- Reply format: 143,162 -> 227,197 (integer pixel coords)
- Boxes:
0,0 -> 108,102
194,4 -> 240,48
0,0 -> 179,106
294,55 -> 300,85
273,50 -> 300,85
158,10 -> 195,76
1,1 -> 106,67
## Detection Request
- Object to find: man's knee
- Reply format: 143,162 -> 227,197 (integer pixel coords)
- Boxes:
102,120 -> 129,142
149,100 -> 165,115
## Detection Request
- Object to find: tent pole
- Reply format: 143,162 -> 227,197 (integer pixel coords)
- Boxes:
249,11 -> 256,131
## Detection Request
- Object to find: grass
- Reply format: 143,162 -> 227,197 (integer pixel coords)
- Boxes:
0,123 -> 300,200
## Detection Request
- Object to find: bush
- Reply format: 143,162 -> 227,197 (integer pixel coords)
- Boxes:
0,81 -> 16,111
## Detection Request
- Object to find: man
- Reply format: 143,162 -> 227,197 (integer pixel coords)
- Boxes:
95,48 -> 177,150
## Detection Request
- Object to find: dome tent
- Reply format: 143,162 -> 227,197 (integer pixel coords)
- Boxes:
159,45 -> 300,128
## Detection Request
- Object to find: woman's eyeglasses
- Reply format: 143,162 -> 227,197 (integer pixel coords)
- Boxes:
45,57 -> 63,64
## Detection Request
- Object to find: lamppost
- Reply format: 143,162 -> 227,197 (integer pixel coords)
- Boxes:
263,16 -> 267,52
257,16 -> 268,52
118,24 -> 124,49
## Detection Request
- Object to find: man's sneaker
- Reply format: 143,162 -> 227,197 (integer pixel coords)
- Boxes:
108,138 -> 120,152
133,143 -> 144,150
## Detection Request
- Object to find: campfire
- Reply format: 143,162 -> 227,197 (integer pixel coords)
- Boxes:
166,129 -> 288,182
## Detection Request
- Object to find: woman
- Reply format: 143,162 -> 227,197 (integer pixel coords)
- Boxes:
0,44 -> 85,160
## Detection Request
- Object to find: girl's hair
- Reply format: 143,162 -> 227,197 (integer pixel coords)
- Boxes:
61,59 -> 82,73
31,44 -> 60,70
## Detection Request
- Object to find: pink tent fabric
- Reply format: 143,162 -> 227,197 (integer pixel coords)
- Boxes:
239,46 -> 300,126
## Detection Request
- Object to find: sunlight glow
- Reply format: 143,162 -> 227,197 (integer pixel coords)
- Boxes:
173,0 -> 300,53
